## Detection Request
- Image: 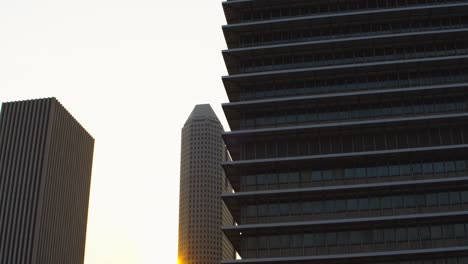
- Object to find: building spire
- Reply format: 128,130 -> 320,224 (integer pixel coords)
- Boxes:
185,104 -> 219,124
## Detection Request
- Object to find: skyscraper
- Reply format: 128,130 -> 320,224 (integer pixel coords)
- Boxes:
221,1 -> 468,263
178,104 -> 235,264
0,97 -> 94,264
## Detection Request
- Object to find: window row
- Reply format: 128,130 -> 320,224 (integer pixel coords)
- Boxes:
240,127 -> 468,160
239,67 -> 468,101
241,190 -> 468,219
237,15 -> 468,48
237,0 -> 461,23
240,159 -> 468,191
239,96 -> 468,129
239,43 -> 468,73
241,223 -> 468,253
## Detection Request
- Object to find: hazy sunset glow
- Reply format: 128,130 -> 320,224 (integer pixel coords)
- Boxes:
0,0 -> 229,263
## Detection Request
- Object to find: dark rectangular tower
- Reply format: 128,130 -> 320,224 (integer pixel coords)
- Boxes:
0,98 -> 94,264
221,0 -> 468,263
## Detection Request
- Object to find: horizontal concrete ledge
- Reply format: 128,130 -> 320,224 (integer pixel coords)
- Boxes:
223,28 -> 468,54
223,112 -> 468,136
222,2 -> 468,29
222,144 -> 468,167
222,82 -> 468,109
222,176 -> 468,199
222,210 -> 468,232
221,246 -> 468,263
223,55 -> 468,80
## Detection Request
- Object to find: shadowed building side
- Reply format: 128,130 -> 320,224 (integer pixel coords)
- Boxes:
220,1 -> 468,263
0,97 -> 94,264
178,104 -> 235,264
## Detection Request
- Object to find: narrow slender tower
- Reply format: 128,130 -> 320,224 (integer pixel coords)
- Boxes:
0,97 -> 94,264
178,104 -> 235,264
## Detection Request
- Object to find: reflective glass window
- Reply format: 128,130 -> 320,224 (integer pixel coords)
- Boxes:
431,225 -> 443,240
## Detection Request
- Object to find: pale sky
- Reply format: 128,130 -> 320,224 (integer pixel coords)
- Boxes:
0,1 -> 229,263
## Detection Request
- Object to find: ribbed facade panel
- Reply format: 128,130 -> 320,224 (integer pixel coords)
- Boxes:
0,98 -> 94,264
221,0 -> 468,263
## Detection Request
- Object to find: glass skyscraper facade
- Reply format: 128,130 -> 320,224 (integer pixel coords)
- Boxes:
220,0 -> 468,263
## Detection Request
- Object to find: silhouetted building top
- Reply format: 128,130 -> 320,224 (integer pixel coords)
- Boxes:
186,104 -> 220,123
0,97 -> 94,264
